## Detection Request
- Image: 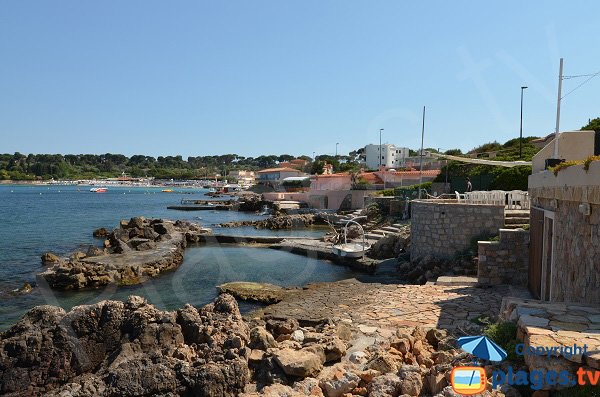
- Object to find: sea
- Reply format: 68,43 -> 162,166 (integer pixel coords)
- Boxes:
0,184 -> 382,330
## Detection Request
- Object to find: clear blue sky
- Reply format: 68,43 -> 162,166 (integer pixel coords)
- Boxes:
1,1 -> 599,158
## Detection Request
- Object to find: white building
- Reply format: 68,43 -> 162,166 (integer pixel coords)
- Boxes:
364,144 -> 410,170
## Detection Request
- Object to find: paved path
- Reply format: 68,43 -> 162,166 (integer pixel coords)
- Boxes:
254,279 -> 529,332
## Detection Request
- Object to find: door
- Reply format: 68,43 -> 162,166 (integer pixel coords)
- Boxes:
528,208 -> 544,299
541,216 -> 554,301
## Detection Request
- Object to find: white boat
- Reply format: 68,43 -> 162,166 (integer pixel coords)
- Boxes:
90,187 -> 108,193
332,216 -> 370,258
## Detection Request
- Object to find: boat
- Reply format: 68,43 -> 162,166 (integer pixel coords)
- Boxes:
162,189 -> 174,193
208,187 -> 217,193
331,216 -> 370,258
90,187 -> 108,193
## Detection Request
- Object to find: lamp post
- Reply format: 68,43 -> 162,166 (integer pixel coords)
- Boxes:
379,128 -> 384,168
335,143 -> 339,157
519,86 -> 528,159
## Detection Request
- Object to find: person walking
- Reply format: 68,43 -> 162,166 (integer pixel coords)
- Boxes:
466,177 -> 473,192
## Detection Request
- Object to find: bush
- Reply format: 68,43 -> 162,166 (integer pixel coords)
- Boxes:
483,321 -> 521,361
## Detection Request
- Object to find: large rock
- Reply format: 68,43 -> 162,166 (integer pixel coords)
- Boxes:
0,294 -> 249,397
41,251 -> 61,266
317,364 -> 360,397
273,348 -> 323,378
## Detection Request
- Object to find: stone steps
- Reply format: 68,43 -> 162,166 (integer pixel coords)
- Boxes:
380,226 -> 402,233
505,217 -> 530,225
502,224 -> 529,230
435,276 -> 479,286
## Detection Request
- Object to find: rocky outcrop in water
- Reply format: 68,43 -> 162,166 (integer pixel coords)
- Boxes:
0,294 -> 249,397
38,217 -> 210,290
218,214 -> 322,230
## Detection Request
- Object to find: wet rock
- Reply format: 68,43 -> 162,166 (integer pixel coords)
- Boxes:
127,216 -> 145,229
86,246 -> 104,257
41,251 -> 60,266
70,251 -> 87,261
92,227 -> 108,237
153,221 -> 175,235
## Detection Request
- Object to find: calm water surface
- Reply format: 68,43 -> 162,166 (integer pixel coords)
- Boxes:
0,185 -> 369,329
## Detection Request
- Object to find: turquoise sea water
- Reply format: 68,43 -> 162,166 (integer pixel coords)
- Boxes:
0,184 -> 370,330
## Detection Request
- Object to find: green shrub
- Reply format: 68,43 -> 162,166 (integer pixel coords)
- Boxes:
483,321 -> 521,361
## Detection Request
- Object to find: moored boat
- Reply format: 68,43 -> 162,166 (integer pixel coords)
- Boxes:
90,187 -> 108,193
331,216 -> 370,258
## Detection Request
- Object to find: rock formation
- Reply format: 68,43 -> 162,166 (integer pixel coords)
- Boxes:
39,217 -> 210,289
218,214 -> 323,230
0,294 -> 249,397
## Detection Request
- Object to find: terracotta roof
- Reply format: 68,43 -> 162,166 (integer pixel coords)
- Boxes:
388,170 -> 440,176
360,173 -> 384,184
257,167 -> 302,173
311,173 -> 350,178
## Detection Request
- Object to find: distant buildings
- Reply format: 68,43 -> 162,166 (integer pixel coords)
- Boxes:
278,159 -> 309,171
256,167 -> 305,188
227,170 -> 255,187
364,144 -> 410,170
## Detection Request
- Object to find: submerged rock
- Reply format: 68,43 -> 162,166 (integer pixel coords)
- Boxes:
0,294 -> 249,397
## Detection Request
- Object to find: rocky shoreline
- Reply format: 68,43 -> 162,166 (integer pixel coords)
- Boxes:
0,293 -> 512,397
38,217 -> 210,289
218,214 -> 324,230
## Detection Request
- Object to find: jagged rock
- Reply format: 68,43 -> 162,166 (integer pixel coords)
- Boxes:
41,251 -> 60,265
92,227 -> 108,237
86,246 -> 104,257
0,294 -> 249,397
218,282 -> 292,304
39,218 -> 204,290
266,318 -> 299,337
153,222 -> 175,235
127,216 -> 145,229
249,326 -> 278,350
70,251 -> 86,261
368,374 -> 403,397
317,364 -> 360,397
273,348 -> 323,378
399,366 -> 423,396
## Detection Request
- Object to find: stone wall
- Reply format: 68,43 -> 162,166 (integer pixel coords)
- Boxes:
477,229 -> 529,286
528,161 -> 600,305
410,200 -> 505,262
365,196 -> 407,216
534,196 -> 600,305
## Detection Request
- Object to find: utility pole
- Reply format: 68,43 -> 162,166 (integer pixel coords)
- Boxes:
519,86 -> 528,159
379,129 -> 384,169
418,106 -> 426,199
554,58 -> 564,159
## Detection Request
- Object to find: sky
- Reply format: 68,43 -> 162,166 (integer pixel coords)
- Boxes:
1,1 -> 599,158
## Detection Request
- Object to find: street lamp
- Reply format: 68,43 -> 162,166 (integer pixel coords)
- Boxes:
520,86 -> 528,159
379,128 -> 384,168
335,143 -> 339,157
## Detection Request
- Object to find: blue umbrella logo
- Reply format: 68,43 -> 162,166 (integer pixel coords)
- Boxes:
457,335 -> 507,362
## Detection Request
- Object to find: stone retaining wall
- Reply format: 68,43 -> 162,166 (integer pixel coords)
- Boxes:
477,229 -> 529,286
410,200 -> 505,261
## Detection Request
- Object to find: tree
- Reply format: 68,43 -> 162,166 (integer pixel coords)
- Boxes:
582,117 -> 600,132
